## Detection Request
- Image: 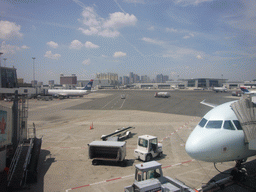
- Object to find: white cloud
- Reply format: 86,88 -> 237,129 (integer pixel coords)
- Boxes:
142,37 -> 165,45
163,47 -> 204,59
103,12 -> 137,28
183,33 -> 195,39
78,27 -> 99,35
79,7 -> 137,37
21,45 -> 30,49
183,35 -> 190,39
0,20 -> 23,39
44,51 -> 61,60
123,0 -> 145,4
196,55 -> 203,59
70,40 -> 83,49
98,29 -> 120,37
113,51 -> 126,58
174,0 -> 213,6
85,41 -> 99,48
166,28 -> 178,33
82,58 -> 91,65
148,26 -> 155,31
0,41 -> 20,54
47,41 -> 58,48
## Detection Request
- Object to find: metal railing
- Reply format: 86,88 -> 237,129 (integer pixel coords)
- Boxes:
7,141 -> 24,186
22,138 -> 34,186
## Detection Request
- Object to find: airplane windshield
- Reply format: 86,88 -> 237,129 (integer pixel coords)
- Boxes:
223,120 -> 236,130
205,120 -> 223,129
198,118 -> 207,128
233,120 -> 243,130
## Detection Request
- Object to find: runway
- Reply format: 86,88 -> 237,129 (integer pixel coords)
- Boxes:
23,89 -> 256,192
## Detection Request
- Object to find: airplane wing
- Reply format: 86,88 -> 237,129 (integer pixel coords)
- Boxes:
200,100 -> 218,108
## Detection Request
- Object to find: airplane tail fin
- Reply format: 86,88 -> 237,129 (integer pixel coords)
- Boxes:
240,87 -> 250,93
82,79 -> 93,90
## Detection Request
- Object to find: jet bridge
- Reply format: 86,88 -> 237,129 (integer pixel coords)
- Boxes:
231,95 -> 256,150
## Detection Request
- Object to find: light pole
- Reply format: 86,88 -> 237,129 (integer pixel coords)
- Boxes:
32,57 -> 36,87
3,58 -> 7,67
221,74 -> 223,86
0,52 -> 3,67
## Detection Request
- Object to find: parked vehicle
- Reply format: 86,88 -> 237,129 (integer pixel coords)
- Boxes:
124,161 -> 194,192
88,141 -> 127,166
154,92 -> 170,98
134,135 -> 163,162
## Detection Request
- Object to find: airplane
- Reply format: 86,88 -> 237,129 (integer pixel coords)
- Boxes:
212,86 -> 227,92
48,79 -> 93,98
185,97 -> 256,178
240,86 -> 256,95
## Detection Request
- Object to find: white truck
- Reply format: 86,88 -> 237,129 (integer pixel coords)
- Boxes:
154,92 -> 170,98
134,135 -> 163,162
124,161 -> 194,192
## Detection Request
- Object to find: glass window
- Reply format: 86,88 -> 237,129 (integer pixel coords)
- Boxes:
198,118 -> 207,128
233,120 -> 243,130
138,138 -> 148,148
205,120 -> 223,129
223,120 -> 236,130
147,168 -> 161,179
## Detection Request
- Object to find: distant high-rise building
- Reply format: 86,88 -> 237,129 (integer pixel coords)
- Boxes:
141,75 -> 150,83
163,75 -> 169,83
156,74 -> 163,83
31,80 -> 37,87
96,73 -> 118,85
49,80 -> 54,85
123,76 -> 129,85
129,72 -> 134,84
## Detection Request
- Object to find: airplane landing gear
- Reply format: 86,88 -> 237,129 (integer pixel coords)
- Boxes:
231,159 -> 248,182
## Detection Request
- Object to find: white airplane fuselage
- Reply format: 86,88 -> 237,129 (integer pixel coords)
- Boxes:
185,101 -> 256,162
48,89 -> 89,97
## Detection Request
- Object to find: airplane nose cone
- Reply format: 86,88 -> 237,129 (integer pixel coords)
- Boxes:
185,134 -> 202,159
185,126 -> 216,161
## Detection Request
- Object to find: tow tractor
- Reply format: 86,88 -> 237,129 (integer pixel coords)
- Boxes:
134,135 -> 163,162
124,161 -> 194,192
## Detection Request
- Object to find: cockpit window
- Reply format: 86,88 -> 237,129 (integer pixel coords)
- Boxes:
223,120 -> 236,130
205,120 -> 222,129
198,118 -> 207,128
233,120 -> 243,130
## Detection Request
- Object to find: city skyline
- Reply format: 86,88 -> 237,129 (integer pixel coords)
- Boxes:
1,0 -> 256,84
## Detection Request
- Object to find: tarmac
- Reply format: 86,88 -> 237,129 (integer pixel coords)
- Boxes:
9,89 -> 256,191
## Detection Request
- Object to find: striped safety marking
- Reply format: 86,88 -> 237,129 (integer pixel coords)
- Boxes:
159,117 -> 198,143
65,159 -> 194,191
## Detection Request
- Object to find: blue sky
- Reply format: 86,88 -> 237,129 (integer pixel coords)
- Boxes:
0,0 -> 256,84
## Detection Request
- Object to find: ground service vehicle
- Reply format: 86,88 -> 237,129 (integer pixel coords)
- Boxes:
124,161 -> 194,192
88,141 -> 127,166
154,92 -> 170,98
134,135 -> 163,162
101,126 -> 134,141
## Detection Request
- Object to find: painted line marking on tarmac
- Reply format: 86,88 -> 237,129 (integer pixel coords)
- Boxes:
159,117 -> 197,143
65,160 -> 194,191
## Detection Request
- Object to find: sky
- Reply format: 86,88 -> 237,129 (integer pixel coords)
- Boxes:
0,0 -> 256,84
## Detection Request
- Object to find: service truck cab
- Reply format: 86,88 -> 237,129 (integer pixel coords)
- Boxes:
134,135 -> 163,162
